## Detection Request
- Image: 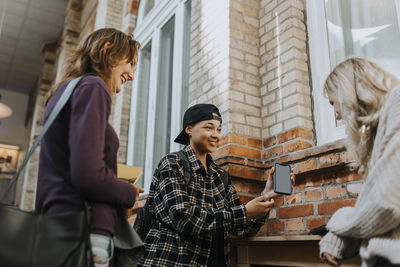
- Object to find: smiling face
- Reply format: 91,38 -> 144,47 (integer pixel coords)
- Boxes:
186,115 -> 222,154
108,58 -> 136,94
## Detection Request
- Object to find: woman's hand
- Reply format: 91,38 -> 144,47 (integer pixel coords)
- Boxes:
261,166 -> 295,199
245,195 -> 274,219
322,252 -> 341,267
132,184 -> 144,200
124,184 -> 144,218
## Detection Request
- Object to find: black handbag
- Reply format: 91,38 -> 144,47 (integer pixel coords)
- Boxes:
0,76 -> 94,267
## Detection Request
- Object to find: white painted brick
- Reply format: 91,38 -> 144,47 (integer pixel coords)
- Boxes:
230,90 -> 245,102
270,122 -> 283,136
246,116 -> 262,127
264,0 -> 277,13
283,93 -> 298,107
263,92 -> 276,105
231,112 -> 246,123
231,101 -> 260,116
268,100 -> 282,114
245,73 -> 260,86
277,105 -> 297,121
231,69 -> 244,81
264,114 -> 276,126
246,94 -> 262,107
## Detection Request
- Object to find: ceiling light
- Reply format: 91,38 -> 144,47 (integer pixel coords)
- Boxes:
0,93 -> 12,118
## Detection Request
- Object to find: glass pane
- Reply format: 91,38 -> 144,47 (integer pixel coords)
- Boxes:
325,0 -> 400,74
143,0 -> 155,18
324,0 -> 400,126
152,16 -> 175,168
133,42 -> 152,188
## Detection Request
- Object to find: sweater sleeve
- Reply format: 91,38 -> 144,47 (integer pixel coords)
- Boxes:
327,87 -> 400,238
319,232 -> 361,260
224,180 -> 266,237
68,79 -> 136,207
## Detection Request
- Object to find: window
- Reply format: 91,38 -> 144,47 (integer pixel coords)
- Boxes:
127,0 -> 191,191
307,0 -> 400,144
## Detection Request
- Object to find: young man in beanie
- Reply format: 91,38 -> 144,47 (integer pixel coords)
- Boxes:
137,104 -> 284,267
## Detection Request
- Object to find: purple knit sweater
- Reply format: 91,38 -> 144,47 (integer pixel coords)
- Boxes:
35,75 -> 136,236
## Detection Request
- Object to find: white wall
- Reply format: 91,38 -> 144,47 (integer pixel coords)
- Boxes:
0,89 -> 28,147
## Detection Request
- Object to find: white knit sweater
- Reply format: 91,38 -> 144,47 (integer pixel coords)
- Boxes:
319,85 -> 400,267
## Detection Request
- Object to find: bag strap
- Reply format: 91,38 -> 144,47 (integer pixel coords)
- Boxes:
174,150 -> 229,188
175,150 -> 192,185
1,76 -> 86,202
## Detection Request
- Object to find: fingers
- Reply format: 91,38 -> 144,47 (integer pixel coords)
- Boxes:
322,253 -> 339,267
259,198 -> 274,208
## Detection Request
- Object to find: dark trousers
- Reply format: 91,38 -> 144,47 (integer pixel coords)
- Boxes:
374,257 -> 400,267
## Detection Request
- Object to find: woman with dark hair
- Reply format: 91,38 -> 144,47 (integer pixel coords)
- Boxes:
138,103 -> 292,267
35,28 -> 143,267
319,58 -> 400,267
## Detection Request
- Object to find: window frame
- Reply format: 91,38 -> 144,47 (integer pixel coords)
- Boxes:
307,0 -> 346,145
127,0 -> 190,193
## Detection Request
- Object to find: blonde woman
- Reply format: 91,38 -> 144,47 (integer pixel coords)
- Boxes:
319,58 -> 400,267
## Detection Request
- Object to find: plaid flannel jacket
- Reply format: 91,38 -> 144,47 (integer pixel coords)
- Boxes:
137,145 -> 265,267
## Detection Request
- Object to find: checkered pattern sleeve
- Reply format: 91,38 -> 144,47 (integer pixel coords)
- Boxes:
225,179 -> 266,237
152,165 -> 245,238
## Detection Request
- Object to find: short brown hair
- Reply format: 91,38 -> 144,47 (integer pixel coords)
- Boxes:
62,28 -> 141,82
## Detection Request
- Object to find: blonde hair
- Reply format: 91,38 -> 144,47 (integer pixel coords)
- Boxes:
48,28 -> 140,102
324,58 -> 400,174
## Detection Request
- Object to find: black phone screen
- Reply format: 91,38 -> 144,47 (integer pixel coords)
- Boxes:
273,163 -> 292,195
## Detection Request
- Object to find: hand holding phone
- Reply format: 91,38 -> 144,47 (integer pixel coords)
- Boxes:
262,163 -> 294,198
273,163 -> 292,195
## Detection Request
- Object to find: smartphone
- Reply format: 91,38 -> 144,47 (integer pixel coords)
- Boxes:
273,163 -> 292,195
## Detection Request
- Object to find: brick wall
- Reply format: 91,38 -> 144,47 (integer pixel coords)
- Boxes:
259,0 -> 313,138
189,0 -> 362,237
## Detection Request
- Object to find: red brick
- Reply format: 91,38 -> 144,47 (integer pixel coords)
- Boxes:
278,128 -> 314,144
305,189 -> 323,202
335,170 -> 363,184
219,135 -> 229,147
232,180 -> 248,193
339,150 -> 355,164
230,134 -> 247,145
318,153 -> 340,168
263,136 -> 277,148
130,0 -> 139,15
286,219 -> 305,231
259,223 -> 267,233
248,138 -> 262,149
279,204 -> 314,219
286,192 -> 302,205
290,141 -> 344,162
248,181 -> 263,195
306,217 -> 326,230
284,140 -> 312,153
296,158 -> 317,174
274,195 -> 285,206
326,185 -> 347,199
228,165 -> 262,180
238,195 -> 253,204
230,145 -> 261,159
247,159 -> 263,168
318,199 -> 356,215
269,221 -> 285,233
263,145 -> 283,159
214,145 -> 229,158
